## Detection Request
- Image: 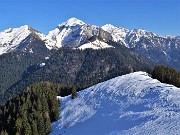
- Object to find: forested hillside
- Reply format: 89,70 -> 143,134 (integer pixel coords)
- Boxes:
0,39 -> 49,95
0,46 -> 153,105
0,82 -> 78,135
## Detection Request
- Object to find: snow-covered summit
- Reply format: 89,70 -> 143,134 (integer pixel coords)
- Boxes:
0,25 -> 45,55
51,71 -> 180,135
45,18 -> 113,49
58,17 -> 85,27
45,18 -> 86,48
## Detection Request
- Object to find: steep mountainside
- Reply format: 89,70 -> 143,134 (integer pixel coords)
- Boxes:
0,39 -> 49,97
0,47 -> 153,105
51,72 -> 180,135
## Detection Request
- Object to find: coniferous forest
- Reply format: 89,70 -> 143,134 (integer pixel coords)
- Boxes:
152,65 -> 180,87
0,82 -> 78,135
0,46 -> 153,105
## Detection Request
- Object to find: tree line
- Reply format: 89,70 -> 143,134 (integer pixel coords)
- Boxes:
152,65 -> 180,87
0,82 -> 78,135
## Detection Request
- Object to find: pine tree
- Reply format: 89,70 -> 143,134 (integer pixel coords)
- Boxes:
71,86 -> 77,99
44,113 -> 51,134
22,121 -> 31,135
38,115 -> 45,135
31,120 -> 38,135
0,130 -> 8,135
15,118 -> 22,134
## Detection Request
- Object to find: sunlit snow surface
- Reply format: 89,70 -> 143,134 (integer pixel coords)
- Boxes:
0,25 -> 31,54
78,40 -> 113,50
51,72 -> 180,135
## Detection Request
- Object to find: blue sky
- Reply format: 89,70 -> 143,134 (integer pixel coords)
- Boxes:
0,0 -> 180,36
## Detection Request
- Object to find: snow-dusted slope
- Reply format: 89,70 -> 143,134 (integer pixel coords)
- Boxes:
50,71 -> 180,135
0,25 -> 46,55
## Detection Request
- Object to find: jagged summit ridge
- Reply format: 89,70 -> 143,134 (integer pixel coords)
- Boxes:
101,24 -> 157,48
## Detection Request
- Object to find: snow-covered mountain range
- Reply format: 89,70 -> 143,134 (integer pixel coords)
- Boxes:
50,71 -> 180,135
0,18 -> 114,55
0,17 -> 180,69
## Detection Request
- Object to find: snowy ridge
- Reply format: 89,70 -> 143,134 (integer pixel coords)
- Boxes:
0,25 -> 31,54
0,25 -> 46,55
102,24 -> 130,47
51,71 -> 180,135
102,24 -> 157,48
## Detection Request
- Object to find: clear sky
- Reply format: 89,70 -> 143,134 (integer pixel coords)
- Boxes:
0,0 -> 180,36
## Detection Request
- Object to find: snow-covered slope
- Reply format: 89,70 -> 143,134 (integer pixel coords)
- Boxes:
102,24 -> 157,48
78,39 -> 113,50
102,24 -> 130,47
0,25 -> 46,55
50,71 -> 180,135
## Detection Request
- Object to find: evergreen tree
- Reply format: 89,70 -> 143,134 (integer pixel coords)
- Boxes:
31,120 -> 38,135
71,86 -> 77,99
38,115 -> 45,135
44,113 -> 51,134
15,118 -> 22,134
0,130 -> 8,135
152,65 -> 180,87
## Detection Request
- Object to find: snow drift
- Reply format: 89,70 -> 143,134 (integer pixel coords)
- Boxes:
51,71 -> 180,135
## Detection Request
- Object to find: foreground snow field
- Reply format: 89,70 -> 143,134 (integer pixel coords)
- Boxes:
50,71 -> 180,135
